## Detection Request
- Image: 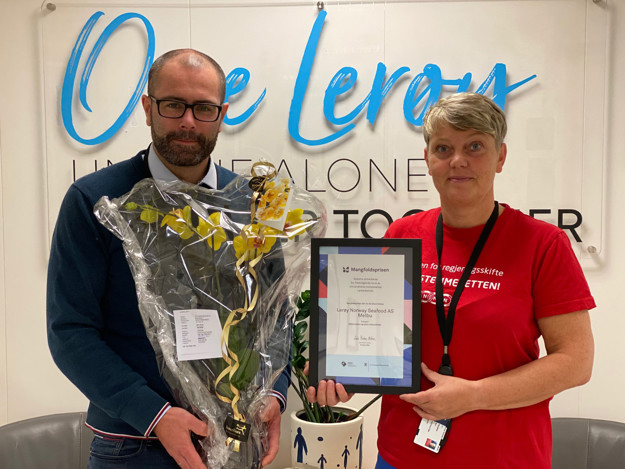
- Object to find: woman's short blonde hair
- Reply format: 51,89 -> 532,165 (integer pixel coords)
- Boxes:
422,92 -> 507,148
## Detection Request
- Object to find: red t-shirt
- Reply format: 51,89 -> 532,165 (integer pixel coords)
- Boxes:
379,204 -> 595,469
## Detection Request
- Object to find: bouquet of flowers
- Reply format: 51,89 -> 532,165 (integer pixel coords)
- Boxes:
94,162 -> 326,468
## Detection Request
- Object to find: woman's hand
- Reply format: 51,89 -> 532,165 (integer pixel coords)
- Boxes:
401,310 -> 594,420
399,363 -> 479,420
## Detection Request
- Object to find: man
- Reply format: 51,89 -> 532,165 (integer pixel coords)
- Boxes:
47,49 -> 287,469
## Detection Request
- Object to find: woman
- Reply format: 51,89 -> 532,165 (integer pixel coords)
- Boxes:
307,92 -> 595,468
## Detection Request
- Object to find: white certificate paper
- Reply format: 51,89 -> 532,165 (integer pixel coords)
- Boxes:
325,253 -> 404,378
173,309 -> 223,361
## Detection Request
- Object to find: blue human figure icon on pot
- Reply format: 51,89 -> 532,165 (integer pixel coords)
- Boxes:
293,427 -> 308,462
317,453 -> 327,468
356,424 -> 363,469
342,444 -> 350,468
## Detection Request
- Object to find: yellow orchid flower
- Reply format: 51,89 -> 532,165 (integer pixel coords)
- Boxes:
234,224 -> 279,259
140,206 -> 159,223
197,212 -> 227,250
265,188 -> 279,200
161,206 -> 194,240
283,209 -> 307,238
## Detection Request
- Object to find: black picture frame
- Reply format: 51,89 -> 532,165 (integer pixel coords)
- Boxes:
309,238 -> 421,395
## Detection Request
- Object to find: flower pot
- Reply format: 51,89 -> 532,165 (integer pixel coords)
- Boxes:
290,407 -> 364,469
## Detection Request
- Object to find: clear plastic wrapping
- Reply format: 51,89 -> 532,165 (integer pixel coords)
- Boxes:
94,163 -> 326,468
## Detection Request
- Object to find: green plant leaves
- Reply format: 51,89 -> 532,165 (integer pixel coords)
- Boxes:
290,289 -> 380,423
210,347 -> 260,396
294,320 -> 308,337
231,348 -> 260,390
296,290 -> 310,321
292,354 -> 307,370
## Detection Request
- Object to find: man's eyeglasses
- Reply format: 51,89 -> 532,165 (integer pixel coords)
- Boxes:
149,96 -> 222,122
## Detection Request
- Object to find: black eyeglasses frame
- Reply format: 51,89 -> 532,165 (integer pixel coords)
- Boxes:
149,96 -> 223,122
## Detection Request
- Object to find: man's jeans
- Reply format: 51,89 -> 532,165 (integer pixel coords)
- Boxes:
88,434 -> 179,468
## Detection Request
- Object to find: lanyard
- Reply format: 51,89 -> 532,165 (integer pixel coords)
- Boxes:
435,202 -> 499,376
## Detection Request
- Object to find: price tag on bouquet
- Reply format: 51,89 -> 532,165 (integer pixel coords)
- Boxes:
173,309 -> 224,361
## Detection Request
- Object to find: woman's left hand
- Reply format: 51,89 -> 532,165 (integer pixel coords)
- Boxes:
399,362 -> 479,421
401,310 -> 594,421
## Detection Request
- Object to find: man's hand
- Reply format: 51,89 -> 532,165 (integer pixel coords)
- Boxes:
260,397 -> 282,467
154,407 -> 209,469
303,361 -> 354,407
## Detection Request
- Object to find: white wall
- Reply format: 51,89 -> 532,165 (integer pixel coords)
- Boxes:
0,0 -> 92,424
0,1 -> 623,468
572,0 -> 625,424
0,112 -> 7,424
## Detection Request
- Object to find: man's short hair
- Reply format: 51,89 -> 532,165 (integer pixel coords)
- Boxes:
422,92 -> 507,148
147,49 -> 226,103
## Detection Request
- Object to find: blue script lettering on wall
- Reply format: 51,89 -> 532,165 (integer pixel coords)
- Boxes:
61,11 -> 155,145
61,10 -> 536,147
288,10 -> 537,146
223,67 -> 266,125
402,65 -> 472,126
288,10 -> 352,145
324,63 -> 411,126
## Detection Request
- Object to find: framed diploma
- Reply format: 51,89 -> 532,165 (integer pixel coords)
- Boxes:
309,238 -> 421,394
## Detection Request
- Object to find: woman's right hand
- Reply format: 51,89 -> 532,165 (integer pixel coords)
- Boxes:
304,361 -> 354,406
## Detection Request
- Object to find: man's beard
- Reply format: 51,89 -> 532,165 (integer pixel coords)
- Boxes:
151,128 -> 218,167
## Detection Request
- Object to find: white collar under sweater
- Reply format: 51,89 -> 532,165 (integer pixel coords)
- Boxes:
147,144 -> 217,188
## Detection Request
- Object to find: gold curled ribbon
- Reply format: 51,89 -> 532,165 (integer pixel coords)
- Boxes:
215,162 -> 277,450
214,223 -> 267,451
226,437 -> 241,452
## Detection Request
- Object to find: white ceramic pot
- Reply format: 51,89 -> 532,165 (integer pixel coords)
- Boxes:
290,407 -> 364,469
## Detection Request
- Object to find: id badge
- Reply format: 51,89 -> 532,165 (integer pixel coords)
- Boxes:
413,418 -> 452,453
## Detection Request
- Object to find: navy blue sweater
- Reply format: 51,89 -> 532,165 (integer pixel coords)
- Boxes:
47,150 -> 290,438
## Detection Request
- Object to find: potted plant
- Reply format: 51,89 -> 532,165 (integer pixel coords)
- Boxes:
289,290 -> 381,469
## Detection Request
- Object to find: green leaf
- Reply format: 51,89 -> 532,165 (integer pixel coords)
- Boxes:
227,319 -> 248,353
209,357 -> 228,375
300,290 -> 311,303
230,348 -> 260,390
296,290 -> 311,321
294,321 -> 308,337
292,328 -> 306,344
292,355 -> 307,370
292,334 -> 304,347
295,306 -> 310,321
216,380 -> 234,400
